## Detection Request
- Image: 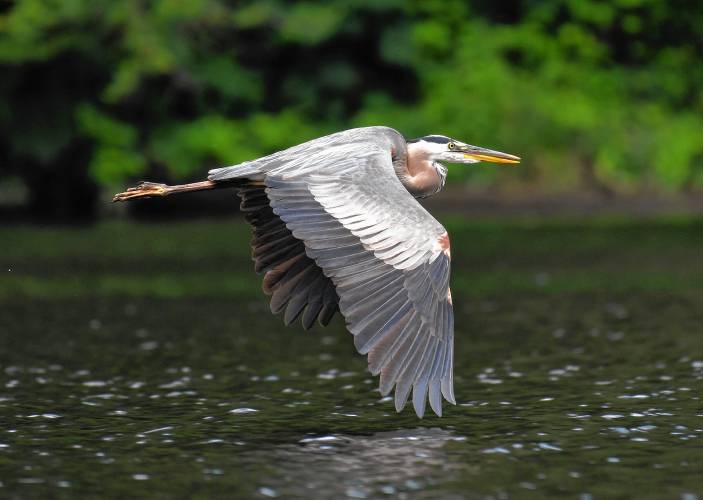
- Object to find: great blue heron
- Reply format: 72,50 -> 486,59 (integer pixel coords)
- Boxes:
113,126 -> 520,418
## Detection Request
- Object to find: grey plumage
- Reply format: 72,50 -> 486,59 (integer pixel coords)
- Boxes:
210,127 -> 455,418
114,126 -> 521,418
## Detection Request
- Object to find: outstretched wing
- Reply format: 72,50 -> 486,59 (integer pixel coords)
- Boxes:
210,127 -> 455,417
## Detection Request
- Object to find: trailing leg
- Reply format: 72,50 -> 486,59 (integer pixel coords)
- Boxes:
113,180 -> 225,202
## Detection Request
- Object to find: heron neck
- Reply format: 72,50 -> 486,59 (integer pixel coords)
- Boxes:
398,146 -> 443,198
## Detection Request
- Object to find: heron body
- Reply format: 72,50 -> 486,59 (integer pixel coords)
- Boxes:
114,126 -> 519,418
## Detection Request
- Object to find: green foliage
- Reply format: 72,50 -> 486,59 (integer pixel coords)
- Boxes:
76,104 -> 145,183
1,0 -> 702,196
148,111 -> 324,178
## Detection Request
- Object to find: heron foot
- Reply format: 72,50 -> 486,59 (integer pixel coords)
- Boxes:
113,182 -> 169,202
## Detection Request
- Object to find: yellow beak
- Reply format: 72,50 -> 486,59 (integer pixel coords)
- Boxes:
463,147 -> 521,164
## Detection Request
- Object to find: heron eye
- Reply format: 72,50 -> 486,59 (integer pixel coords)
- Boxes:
448,143 -> 455,150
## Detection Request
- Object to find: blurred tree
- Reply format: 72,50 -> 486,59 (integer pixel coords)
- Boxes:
1,0 -> 702,219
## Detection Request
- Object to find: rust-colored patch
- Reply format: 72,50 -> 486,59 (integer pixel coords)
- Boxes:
438,231 -> 451,259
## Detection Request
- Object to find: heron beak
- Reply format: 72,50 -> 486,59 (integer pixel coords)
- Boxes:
463,146 -> 521,165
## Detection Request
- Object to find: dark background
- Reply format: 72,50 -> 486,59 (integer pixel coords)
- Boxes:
1,0 -> 702,221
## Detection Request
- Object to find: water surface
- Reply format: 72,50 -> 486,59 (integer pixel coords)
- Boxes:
2,219 -> 703,498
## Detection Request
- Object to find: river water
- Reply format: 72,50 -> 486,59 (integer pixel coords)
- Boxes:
2,219 -> 703,498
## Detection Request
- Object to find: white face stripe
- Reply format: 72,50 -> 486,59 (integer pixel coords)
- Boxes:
411,139 -> 479,164
410,139 -> 450,157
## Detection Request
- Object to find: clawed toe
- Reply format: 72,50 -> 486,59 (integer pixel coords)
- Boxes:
112,182 -> 169,202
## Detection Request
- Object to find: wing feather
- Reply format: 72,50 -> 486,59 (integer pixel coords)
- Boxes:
236,186 -> 340,328
214,127 -> 454,417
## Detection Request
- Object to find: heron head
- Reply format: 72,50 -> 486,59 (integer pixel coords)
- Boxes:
408,135 -> 521,165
